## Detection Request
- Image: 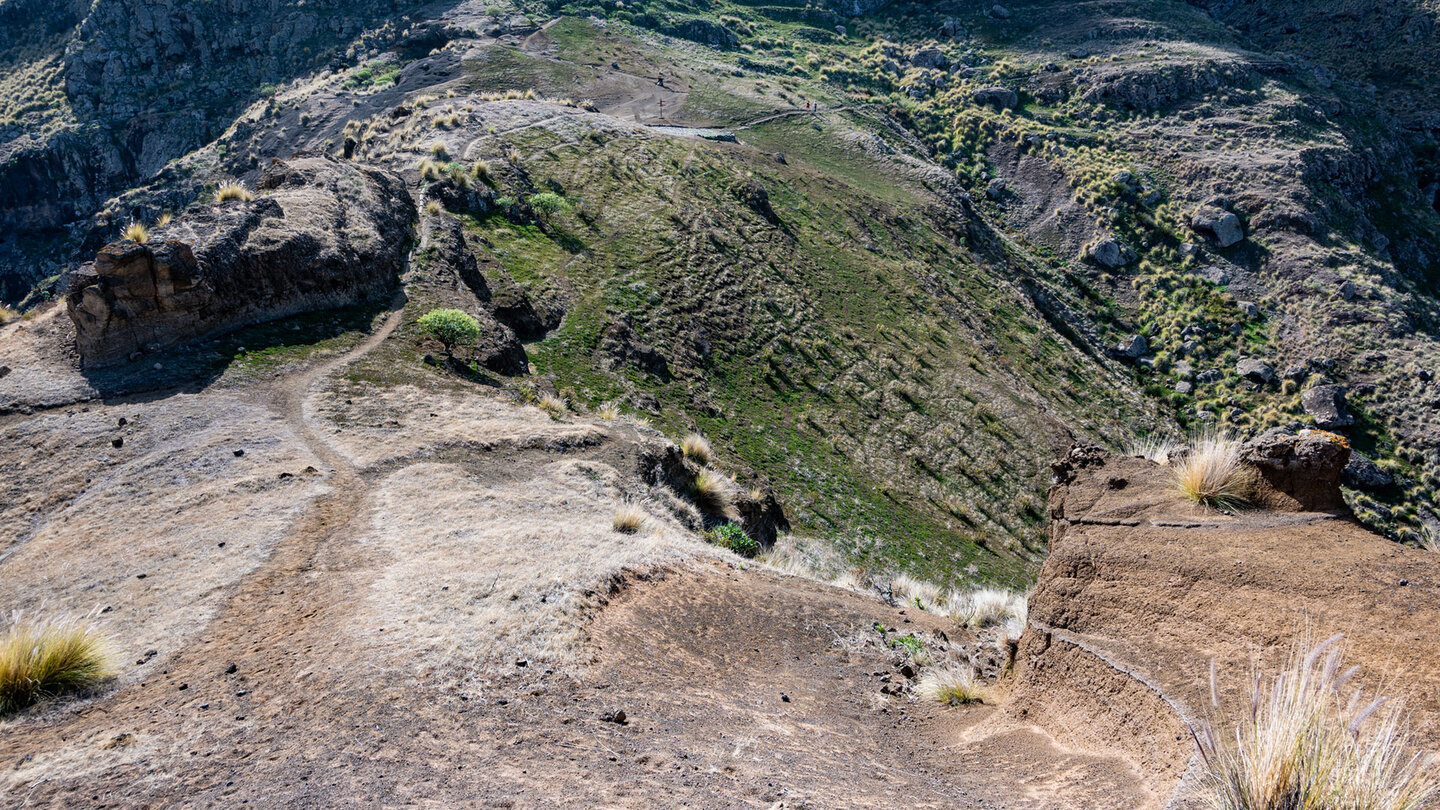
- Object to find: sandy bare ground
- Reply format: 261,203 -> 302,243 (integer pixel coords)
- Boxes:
0,295 -> 1152,809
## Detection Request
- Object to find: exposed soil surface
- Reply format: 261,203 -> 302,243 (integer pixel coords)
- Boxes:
0,303 -> 1147,809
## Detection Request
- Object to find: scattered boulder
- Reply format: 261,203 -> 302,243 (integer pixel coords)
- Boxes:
972,87 -> 1018,109
1342,453 -> 1395,491
734,178 -> 781,226
990,4 -> 1011,19
1084,238 -> 1135,268
940,17 -> 965,38
1241,428 -> 1351,511
1195,265 -> 1229,285
1237,301 -> 1260,319
1338,280 -> 1357,300
66,155 -> 414,367
1301,384 -> 1354,430
1116,334 -> 1148,359
1236,358 -> 1274,384
910,48 -> 948,70
985,178 -> 1008,199
1281,364 -> 1309,382
1190,206 -> 1245,248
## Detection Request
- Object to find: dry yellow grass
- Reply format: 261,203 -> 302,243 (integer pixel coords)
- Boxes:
692,468 -> 729,511
612,504 -> 645,534
0,615 -> 115,715
945,587 -> 1029,639
537,394 -> 569,419
215,181 -> 255,203
917,664 -> 986,706
680,433 -> 714,465
1192,635 -> 1439,810
155,212 -> 173,227
595,402 -> 621,420
1175,433 -> 1255,508
122,221 -> 149,243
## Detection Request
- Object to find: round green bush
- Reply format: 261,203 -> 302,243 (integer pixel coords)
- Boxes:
417,308 -> 481,354
528,192 -> 571,219
710,522 -> 759,558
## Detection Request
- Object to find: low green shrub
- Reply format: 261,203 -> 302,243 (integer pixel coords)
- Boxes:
417,308 -> 481,355
709,522 -> 758,557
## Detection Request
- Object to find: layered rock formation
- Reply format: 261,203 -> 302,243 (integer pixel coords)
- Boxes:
66,155 -> 413,365
1011,445 -> 1440,805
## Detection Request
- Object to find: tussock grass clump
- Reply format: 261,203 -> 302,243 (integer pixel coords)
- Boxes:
429,141 -> 449,158
0,306 -> 19,326
692,468 -> 730,511
947,588 -> 1028,638
122,222 -> 149,244
0,615 -> 115,715
612,504 -> 645,534
155,212 -> 173,227
892,574 -> 943,610
918,664 -> 986,706
537,393 -> 569,419
423,200 -> 443,217
215,181 -> 255,203
1192,634 -> 1439,810
1128,435 -> 1180,466
1175,432 -> 1255,508
595,402 -> 621,420
680,433 -> 714,465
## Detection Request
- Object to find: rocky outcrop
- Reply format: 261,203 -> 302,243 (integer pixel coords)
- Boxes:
1012,447 -> 1440,805
660,18 -> 738,49
66,155 -> 414,366
823,0 -> 893,16
410,214 -> 528,376
1241,427 -> 1351,511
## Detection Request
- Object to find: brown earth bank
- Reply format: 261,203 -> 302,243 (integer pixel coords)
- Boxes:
1010,445 -> 1440,807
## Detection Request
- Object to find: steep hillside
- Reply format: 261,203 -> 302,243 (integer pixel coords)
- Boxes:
2,0 -> 1439,575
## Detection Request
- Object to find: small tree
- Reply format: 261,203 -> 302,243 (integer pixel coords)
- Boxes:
528,191 -> 571,222
417,309 -> 481,357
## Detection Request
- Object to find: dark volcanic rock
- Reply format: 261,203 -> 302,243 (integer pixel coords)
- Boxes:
65,155 -> 414,366
1242,428 -> 1351,511
601,318 -> 671,379
1190,206 -> 1245,247
661,18 -> 738,49
1301,384 -> 1353,430
972,87 -> 1019,109
733,490 -> 791,548
1342,453 -> 1395,491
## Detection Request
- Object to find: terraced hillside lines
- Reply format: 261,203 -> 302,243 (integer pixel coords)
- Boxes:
452,108 -> 1158,583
